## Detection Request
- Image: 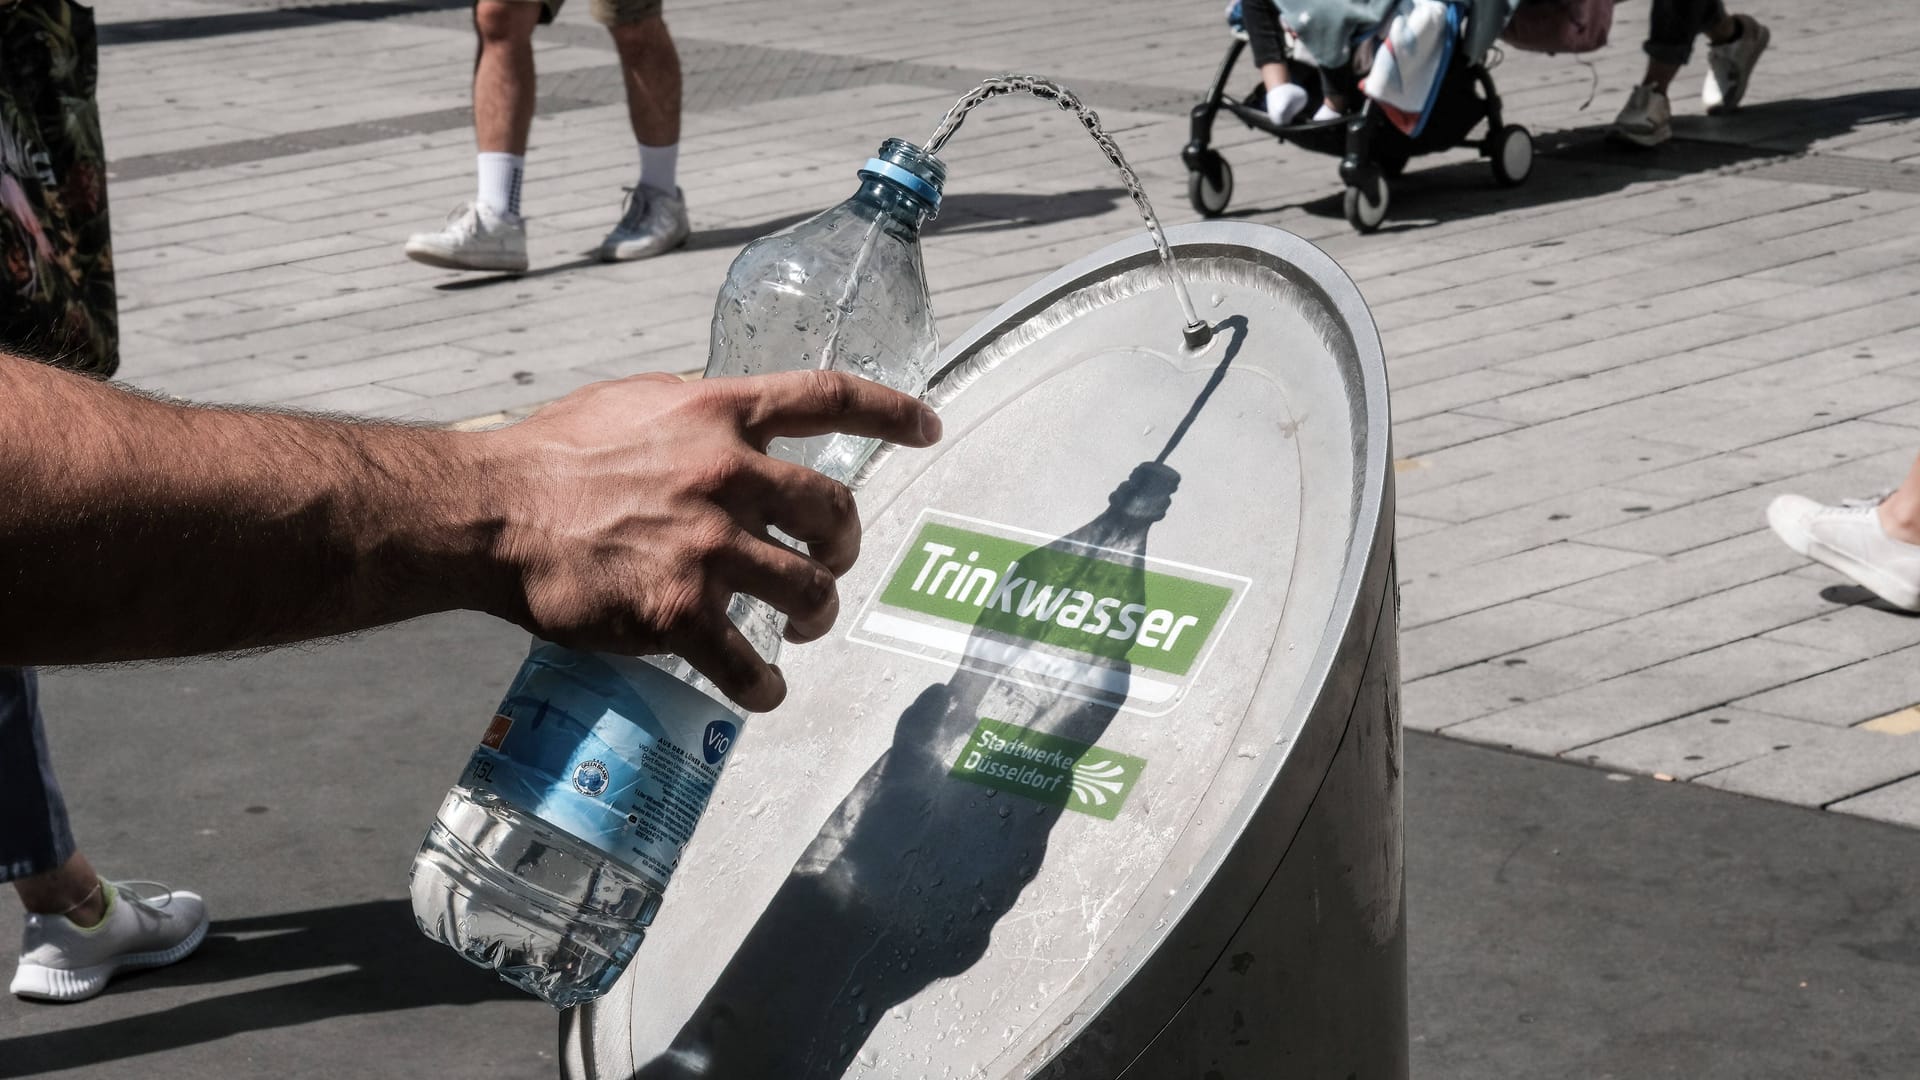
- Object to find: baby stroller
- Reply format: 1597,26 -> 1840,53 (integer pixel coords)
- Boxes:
1183,0 -> 1534,232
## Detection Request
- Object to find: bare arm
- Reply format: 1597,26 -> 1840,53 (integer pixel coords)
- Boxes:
0,355 -> 939,710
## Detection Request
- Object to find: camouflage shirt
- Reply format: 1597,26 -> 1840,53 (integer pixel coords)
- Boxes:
0,0 -> 117,378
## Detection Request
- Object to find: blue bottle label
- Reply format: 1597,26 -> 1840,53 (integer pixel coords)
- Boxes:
460,645 -> 741,891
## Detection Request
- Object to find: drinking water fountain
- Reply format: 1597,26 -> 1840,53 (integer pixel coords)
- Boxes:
560,220 -> 1405,1079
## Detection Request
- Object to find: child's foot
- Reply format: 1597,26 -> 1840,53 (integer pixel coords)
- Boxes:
1265,82 -> 1309,126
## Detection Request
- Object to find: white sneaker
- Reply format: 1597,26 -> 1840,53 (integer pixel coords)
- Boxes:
1703,15 -> 1770,115
597,185 -> 690,262
1612,84 -> 1672,147
1768,494 -> 1920,611
11,881 -> 209,1002
405,202 -> 529,273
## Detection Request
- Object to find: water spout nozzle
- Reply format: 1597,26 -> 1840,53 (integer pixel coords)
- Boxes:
1182,321 -> 1213,350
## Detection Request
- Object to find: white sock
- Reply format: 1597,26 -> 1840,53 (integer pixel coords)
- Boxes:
1265,83 -> 1309,126
1312,102 -> 1343,122
639,143 -> 678,194
476,152 -> 525,217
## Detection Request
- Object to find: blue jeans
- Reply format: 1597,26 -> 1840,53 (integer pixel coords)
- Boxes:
0,668 -> 76,884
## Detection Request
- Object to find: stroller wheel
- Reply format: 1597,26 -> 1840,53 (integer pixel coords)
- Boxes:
1491,125 -> 1533,187
1344,173 -> 1390,233
1188,155 -> 1234,218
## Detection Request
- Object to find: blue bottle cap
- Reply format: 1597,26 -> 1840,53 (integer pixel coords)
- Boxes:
858,138 -> 946,216
860,158 -> 942,210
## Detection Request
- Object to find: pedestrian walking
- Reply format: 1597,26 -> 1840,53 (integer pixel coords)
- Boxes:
405,0 -> 689,273
2,0 -> 208,1002
1613,0 -> 1770,147
1770,458 -> 1920,613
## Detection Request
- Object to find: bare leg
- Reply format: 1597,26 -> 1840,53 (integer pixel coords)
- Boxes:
608,15 -> 681,147
474,1 -> 542,155
1879,455 -> 1920,545
1641,59 -> 1682,94
13,852 -> 106,927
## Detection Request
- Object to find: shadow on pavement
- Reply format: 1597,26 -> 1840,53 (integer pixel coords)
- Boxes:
98,0 -> 470,46
436,187 -> 1129,289
0,899 -> 524,1078
1261,88 -> 1920,227
689,187 -> 1132,250
1820,583 -> 1920,617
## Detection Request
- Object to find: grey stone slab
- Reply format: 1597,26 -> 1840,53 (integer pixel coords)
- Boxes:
1466,348 -> 1774,426
1396,436 -> 1706,525
1677,346 -> 1920,410
1577,708 -> 1844,781
1624,418 -> 1920,500
367,368 -> 607,424
1539,529 -> 1810,616
194,346 -> 489,406
1762,598 -> 1920,657
1394,513 -> 1452,541
1737,644 -> 1920,727
1829,773 -> 1920,829
1753,237 -> 1920,286
1400,599 -> 1619,683
1402,542 -> 1654,629
1701,295 -> 1920,366
1722,267 -> 1920,323
1401,659 -> 1580,734
283,382 -> 426,413
1396,487 -> 1684,576
1392,411 -> 1522,458
1508,574 -> 1844,689
377,349 -> 595,397
137,357 -> 304,399
1696,729 -> 1920,808
1575,447 -> 1920,556
1446,637 -> 1852,754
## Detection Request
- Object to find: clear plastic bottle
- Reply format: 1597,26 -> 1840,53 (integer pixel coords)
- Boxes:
409,138 -> 948,1009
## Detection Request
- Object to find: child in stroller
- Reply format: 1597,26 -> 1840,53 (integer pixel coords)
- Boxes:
1184,0 -> 1537,232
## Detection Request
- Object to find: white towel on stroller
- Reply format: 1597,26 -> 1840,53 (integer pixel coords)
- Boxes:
1361,0 -> 1461,136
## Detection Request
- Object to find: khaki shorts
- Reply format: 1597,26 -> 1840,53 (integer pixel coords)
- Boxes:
495,0 -> 660,28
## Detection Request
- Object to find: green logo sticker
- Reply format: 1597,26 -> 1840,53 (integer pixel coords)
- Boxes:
850,512 -> 1251,716
950,718 -> 1146,821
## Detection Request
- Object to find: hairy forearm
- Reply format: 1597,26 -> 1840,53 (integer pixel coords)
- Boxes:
0,355 -> 511,664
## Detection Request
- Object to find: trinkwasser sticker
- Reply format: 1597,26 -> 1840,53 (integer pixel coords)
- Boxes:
849,511 -> 1249,716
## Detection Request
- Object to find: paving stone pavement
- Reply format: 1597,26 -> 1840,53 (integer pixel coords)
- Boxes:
90,0 -> 1920,822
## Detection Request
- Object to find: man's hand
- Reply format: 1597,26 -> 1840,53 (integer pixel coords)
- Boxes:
0,354 -> 938,706
476,371 -> 939,710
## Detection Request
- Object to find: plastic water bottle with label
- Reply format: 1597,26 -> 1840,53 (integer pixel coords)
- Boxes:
408,138 -> 948,1008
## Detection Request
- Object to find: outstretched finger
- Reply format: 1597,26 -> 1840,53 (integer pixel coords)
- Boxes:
721,370 -> 942,451
675,612 -> 787,713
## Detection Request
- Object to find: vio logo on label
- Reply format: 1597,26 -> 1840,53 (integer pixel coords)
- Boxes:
702,720 -> 738,766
